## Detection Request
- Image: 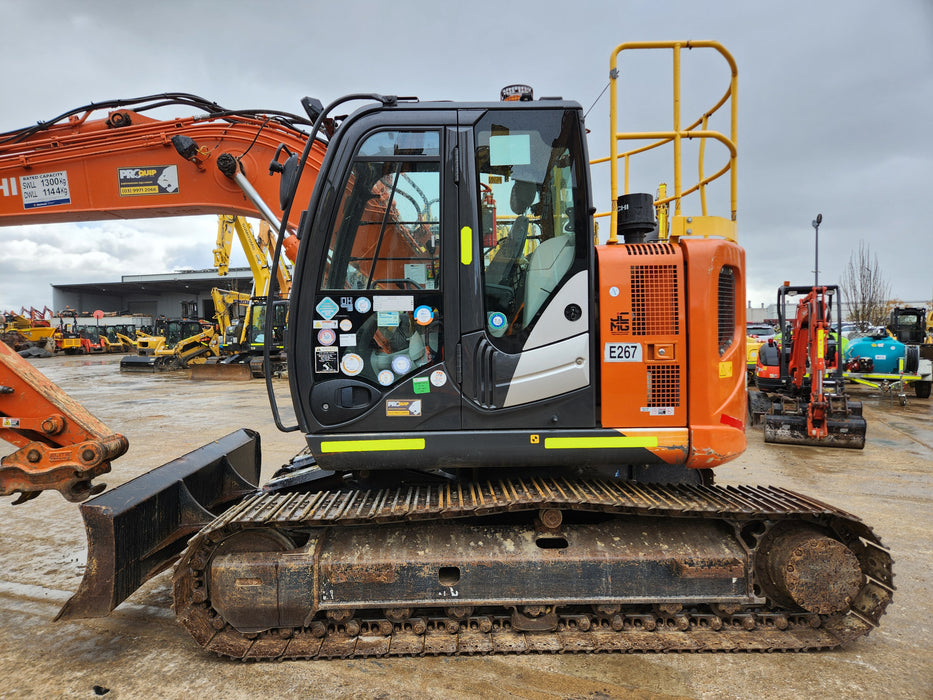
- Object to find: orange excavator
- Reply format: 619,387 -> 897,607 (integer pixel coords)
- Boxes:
753,284 -> 866,448
0,44 -> 893,658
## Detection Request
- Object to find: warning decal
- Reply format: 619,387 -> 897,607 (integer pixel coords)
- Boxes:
21,171 -> 71,209
118,165 -> 179,196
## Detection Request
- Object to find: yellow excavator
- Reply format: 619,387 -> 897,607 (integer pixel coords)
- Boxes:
191,215 -> 293,379
119,317 -> 218,371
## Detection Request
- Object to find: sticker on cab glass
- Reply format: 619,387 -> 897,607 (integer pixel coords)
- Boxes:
20,170 -> 71,209
430,370 -> 447,387
377,310 -> 400,327
339,333 -> 356,347
354,297 -> 372,314
117,165 -> 179,196
313,320 -> 338,330
340,353 -> 364,376
488,312 -> 507,332
386,399 -> 422,417
404,264 -> 428,288
314,347 -> 339,373
378,369 -> 395,386
374,296 -> 414,312
317,329 -> 337,346
339,319 -> 353,332
413,377 -> 430,394
391,355 -> 413,375
315,297 -> 339,320
414,305 -> 434,326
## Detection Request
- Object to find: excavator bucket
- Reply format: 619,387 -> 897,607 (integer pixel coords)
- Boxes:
188,361 -> 253,381
56,428 -> 261,620
764,400 -> 867,449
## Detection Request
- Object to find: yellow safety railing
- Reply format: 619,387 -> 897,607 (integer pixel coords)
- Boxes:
592,41 -> 738,243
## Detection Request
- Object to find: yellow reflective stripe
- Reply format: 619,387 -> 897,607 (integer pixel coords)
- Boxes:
544,436 -> 659,449
460,226 -> 473,265
320,438 -> 426,453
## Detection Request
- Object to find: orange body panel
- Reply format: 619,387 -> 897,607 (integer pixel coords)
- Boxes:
597,242 -> 687,429
681,238 -> 746,467
597,238 -> 746,470
0,111 -> 324,226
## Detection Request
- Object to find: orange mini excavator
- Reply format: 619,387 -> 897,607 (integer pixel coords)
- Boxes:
0,43 -> 892,658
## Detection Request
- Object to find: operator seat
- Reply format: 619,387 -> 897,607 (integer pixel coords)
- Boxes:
484,180 -> 537,315
523,234 -> 574,324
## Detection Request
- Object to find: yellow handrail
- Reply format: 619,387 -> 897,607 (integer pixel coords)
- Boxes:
597,41 -> 738,243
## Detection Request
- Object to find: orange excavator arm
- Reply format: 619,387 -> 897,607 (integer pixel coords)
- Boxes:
0,340 -> 128,503
0,93 -> 325,229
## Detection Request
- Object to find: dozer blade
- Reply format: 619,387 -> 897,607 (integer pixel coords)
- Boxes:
763,412 -> 866,449
119,355 -> 158,372
56,428 -> 261,621
188,362 -> 253,381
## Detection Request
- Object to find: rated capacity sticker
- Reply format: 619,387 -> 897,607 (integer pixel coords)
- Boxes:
21,171 -> 71,209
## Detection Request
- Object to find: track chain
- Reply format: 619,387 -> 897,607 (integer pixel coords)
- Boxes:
172,477 -> 894,659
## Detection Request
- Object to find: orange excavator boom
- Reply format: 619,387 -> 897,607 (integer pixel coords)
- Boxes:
0,93 -> 325,229
0,94 -> 325,501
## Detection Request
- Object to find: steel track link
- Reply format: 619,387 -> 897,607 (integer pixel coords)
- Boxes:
172,477 -> 895,659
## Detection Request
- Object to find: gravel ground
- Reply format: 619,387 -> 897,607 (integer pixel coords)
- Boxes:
1,354 -> 930,699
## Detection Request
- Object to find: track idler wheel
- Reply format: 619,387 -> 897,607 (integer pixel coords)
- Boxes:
761,527 -> 863,615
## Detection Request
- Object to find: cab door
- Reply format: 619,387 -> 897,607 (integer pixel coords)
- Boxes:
457,107 -> 596,430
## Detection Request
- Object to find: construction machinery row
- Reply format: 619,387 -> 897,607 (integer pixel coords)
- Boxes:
0,42 -> 893,658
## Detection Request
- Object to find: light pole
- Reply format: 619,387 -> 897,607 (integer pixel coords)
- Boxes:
812,213 -> 823,287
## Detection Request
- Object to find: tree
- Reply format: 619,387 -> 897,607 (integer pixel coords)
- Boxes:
841,241 -> 891,331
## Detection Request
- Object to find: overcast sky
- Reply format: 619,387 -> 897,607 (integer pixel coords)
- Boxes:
1,0 -> 931,314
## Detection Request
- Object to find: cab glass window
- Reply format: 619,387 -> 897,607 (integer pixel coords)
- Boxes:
316,130 -> 442,387
321,130 -> 440,291
475,110 -> 587,349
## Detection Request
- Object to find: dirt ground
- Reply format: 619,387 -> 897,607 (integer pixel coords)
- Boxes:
1,354 -> 930,699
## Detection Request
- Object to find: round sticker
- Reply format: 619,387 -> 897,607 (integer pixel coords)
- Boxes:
339,319 -> 353,332
317,328 -> 336,346
488,312 -> 507,330
378,369 -> 395,386
391,354 -> 413,375
340,353 -> 364,376
414,305 -> 434,326
609,286 -> 620,298
354,297 -> 372,314
430,369 -> 447,387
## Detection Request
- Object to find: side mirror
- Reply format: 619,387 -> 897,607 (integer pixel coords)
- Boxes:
269,145 -> 300,211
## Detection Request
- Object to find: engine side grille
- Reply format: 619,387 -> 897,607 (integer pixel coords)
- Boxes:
718,266 -> 736,353
631,264 -> 680,336
647,364 -> 681,407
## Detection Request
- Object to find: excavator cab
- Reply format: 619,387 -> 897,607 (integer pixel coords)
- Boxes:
247,298 -> 288,350
288,102 -> 596,470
